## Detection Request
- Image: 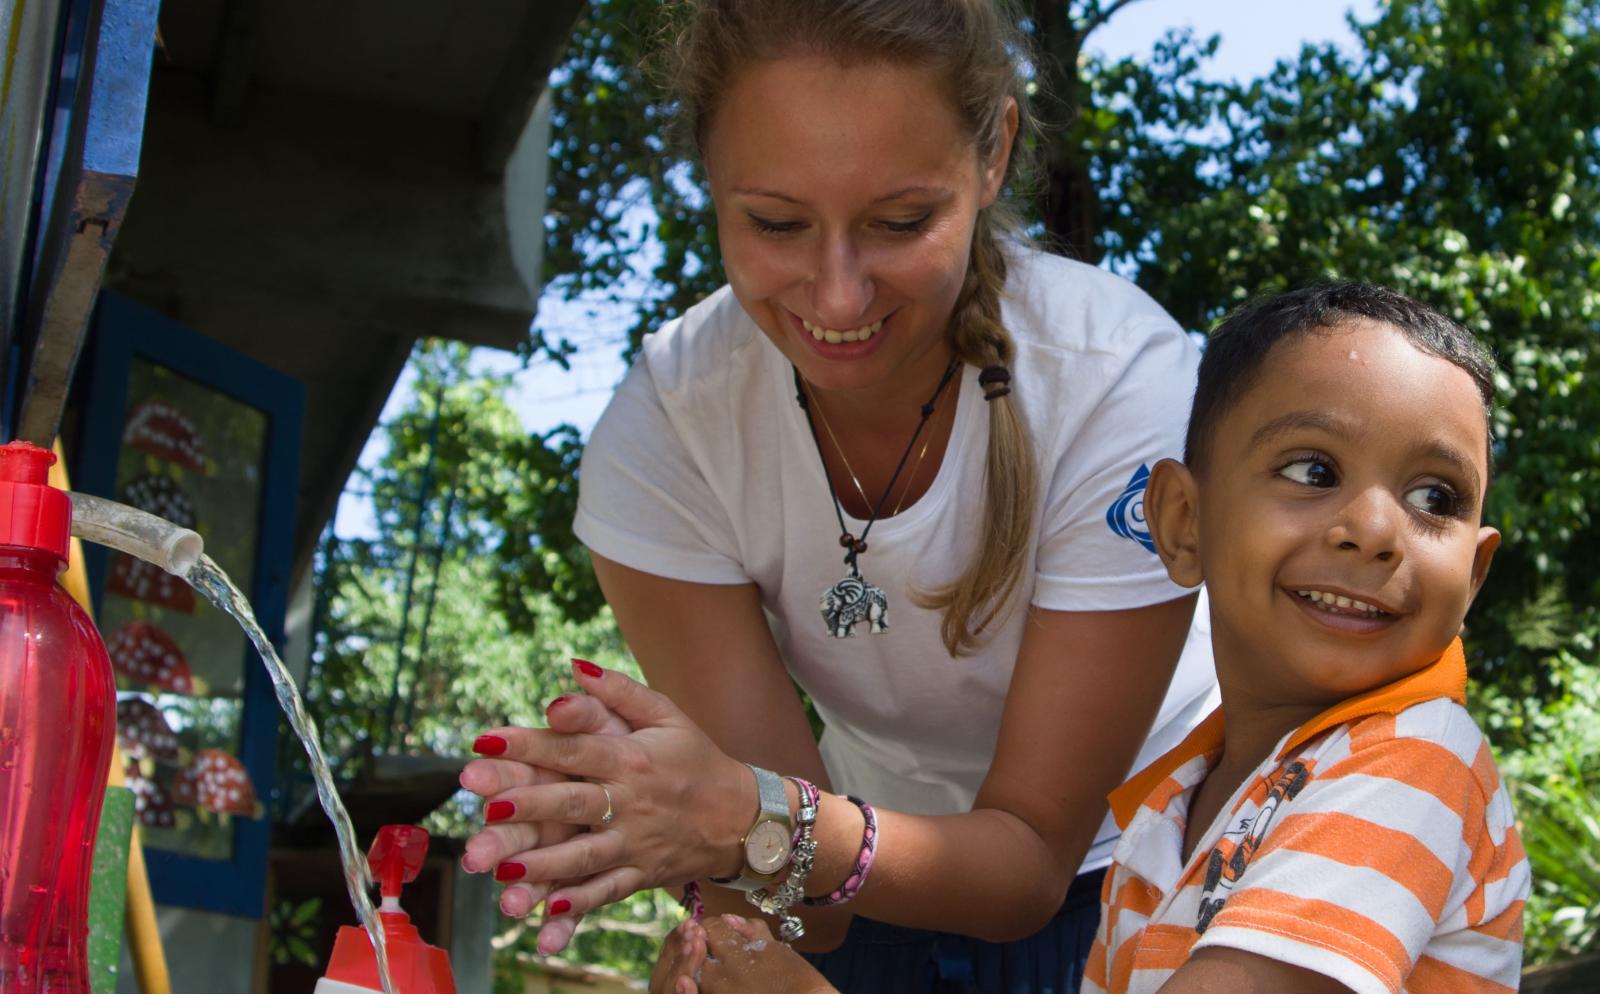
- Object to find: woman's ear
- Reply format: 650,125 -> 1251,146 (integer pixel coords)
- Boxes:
980,97 -> 1019,207
1146,458 -> 1205,588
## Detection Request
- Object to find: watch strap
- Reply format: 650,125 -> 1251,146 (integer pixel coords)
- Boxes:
712,764 -> 794,892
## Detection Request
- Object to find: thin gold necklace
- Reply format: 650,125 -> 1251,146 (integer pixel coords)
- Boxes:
803,376 -> 954,517
793,361 -> 962,638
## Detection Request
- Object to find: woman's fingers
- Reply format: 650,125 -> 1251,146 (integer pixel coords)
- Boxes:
462,820 -> 547,874
459,756 -> 566,797
483,779 -> 615,829
474,726 -> 632,781
569,658 -> 688,731
497,880 -> 553,918
540,865 -> 648,923
546,690 -> 635,737
493,826 -> 626,885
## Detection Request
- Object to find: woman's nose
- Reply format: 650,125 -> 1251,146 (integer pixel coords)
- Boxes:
1325,486 -> 1404,564
810,235 -> 873,328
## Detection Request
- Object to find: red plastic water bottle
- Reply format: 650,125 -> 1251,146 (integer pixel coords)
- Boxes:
0,441 -> 116,993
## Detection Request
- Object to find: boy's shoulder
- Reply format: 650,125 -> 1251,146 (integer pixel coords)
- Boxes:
1316,695 -> 1504,808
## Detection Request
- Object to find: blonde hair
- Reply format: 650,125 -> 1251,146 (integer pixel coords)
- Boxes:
659,0 -> 1040,656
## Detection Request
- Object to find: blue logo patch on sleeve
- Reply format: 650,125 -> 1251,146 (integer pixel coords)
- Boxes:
1106,463 -> 1156,554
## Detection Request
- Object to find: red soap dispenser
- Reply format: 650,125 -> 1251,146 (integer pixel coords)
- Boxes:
315,826 -> 457,994
0,441 -> 117,993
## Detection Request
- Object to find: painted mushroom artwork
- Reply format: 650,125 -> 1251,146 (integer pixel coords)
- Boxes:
122,399 -> 209,473
119,472 -> 199,530
125,768 -> 178,829
107,620 -> 196,694
107,553 -> 197,613
115,697 -> 182,764
172,748 -> 259,818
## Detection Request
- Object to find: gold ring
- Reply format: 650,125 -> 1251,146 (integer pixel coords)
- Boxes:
599,784 -> 615,827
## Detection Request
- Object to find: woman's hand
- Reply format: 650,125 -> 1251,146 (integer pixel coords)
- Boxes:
654,916 -> 835,994
461,684 -> 634,952
463,660 -> 756,921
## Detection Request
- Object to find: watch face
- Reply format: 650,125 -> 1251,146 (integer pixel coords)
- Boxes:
745,820 -> 793,875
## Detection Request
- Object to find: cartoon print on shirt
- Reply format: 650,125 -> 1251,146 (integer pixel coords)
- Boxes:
1106,463 -> 1156,553
1195,761 -> 1311,933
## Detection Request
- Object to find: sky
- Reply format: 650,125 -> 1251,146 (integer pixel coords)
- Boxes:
334,0 -> 1379,538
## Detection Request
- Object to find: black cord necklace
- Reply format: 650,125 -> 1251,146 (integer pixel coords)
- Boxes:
793,359 -> 962,638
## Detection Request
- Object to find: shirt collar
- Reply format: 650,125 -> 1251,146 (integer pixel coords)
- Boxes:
1107,637 -> 1467,831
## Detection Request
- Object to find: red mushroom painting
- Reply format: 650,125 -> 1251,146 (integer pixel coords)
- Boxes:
122,399 -> 208,473
172,749 -> 258,817
107,621 -> 195,694
107,553 -> 197,613
116,697 -> 182,763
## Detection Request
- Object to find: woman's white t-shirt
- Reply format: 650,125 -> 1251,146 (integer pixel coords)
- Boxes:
574,249 -> 1218,873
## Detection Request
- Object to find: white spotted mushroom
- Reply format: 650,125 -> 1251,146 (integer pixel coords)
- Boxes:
172,749 -> 258,817
126,771 -> 177,829
119,474 -> 198,530
107,621 -> 195,694
116,697 -> 181,763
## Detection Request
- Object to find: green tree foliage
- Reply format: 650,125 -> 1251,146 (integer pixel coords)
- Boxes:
308,343 -> 617,761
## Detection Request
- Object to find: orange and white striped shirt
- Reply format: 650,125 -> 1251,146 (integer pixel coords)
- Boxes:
1083,639 -> 1528,994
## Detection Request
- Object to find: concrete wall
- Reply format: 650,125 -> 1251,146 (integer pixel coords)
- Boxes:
104,68 -> 547,579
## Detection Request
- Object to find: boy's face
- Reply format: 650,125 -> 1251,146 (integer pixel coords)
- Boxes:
1150,320 -> 1499,709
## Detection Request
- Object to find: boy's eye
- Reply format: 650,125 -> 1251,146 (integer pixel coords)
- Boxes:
1278,459 -> 1337,488
1404,483 -> 1459,517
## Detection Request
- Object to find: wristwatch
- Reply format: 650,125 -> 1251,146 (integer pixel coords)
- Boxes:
714,764 -> 794,892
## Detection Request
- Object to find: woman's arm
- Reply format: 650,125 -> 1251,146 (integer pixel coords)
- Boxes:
475,567 -> 1197,943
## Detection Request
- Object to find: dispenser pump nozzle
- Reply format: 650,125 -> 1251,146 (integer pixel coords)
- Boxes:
369,825 -> 429,912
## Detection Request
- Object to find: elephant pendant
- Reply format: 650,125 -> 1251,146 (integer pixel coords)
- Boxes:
820,572 -> 889,638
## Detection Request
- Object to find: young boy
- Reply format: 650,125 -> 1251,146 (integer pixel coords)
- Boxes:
1081,282 -> 1529,994
663,282 -> 1529,994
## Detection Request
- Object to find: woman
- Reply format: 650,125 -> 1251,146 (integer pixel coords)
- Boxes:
460,1 -> 1217,989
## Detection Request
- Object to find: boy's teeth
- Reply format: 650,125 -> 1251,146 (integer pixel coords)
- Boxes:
1294,589 -> 1388,617
804,319 -> 883,343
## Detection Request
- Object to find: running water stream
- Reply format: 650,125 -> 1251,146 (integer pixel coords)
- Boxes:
186,555 -> 398,994
67,491 -> 398,994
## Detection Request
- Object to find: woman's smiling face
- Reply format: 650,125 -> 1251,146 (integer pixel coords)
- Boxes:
702,55 -> 1011,398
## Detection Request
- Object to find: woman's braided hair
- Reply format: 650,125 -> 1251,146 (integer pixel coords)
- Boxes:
658,0 -> 1040,655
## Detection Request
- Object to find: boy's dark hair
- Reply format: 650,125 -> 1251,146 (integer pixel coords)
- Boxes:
1184,282 -> 1498,475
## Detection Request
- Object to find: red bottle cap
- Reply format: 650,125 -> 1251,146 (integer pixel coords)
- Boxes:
0,442 -> 71,562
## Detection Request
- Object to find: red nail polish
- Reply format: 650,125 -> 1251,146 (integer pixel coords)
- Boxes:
547,694 -> 572,713
572,659 -> 603,679
473,734 -> 508,756
549,898 -> 572,915
495,862 -> 526,882
485,800 -> 515,823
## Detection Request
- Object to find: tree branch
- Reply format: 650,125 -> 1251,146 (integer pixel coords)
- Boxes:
1079,0 -> 1148,42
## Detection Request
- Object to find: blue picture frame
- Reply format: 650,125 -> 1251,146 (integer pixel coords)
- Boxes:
75,290 -> 303,918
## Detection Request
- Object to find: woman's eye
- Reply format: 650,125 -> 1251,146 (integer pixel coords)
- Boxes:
747,214 -> 800,236
1279,459 -> 1337,488
1405,484 -> 1459,517
882,213 -> 932,234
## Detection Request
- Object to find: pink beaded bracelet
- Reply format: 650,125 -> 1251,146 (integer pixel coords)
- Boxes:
803,794 -> 877,908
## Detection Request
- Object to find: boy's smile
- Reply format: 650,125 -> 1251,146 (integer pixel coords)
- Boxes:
1151,319 -> 1499,719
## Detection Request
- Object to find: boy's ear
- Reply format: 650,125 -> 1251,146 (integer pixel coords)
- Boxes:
1466,526 -> 1500,609
1146,458 -> 1204,588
